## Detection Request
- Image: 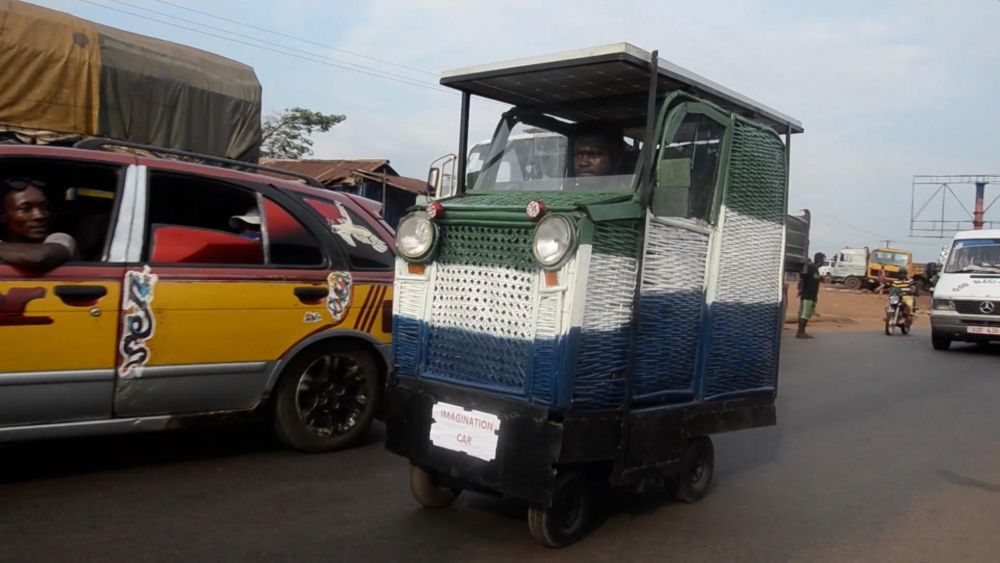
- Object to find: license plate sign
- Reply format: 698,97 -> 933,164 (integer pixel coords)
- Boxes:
967,326 -> 1000,335
429,402 -> 501,462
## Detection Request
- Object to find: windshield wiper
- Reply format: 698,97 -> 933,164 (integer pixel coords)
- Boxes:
959,264 -> 1000,273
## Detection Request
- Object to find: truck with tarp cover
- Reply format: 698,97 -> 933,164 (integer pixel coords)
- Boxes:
386,43 -> 803,547
0,0 -> 261,162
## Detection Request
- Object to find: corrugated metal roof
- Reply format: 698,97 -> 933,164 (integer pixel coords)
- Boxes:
354,171 -> 429,195
262,159 -> 390,185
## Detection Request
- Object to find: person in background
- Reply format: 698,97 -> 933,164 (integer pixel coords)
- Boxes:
0,178 -> 76,271
229,207 -> 262,240
797,252 -> 825,339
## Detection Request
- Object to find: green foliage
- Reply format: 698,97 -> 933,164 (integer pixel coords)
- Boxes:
260,107 -> 346,160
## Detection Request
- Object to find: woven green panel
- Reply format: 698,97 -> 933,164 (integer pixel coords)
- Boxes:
445,191 -> 631,210
437,224 -> 536,270
725,121 -> 786,224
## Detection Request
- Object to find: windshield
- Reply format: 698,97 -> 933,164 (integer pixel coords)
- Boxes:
871,251 -> 908,267
944,238 -> 1000,273
469,110 -> 639,193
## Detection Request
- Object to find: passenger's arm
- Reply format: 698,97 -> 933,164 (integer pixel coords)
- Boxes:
0,242 -> 73,271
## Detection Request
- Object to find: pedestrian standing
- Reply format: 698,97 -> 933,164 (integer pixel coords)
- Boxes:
797,252 -> 825,339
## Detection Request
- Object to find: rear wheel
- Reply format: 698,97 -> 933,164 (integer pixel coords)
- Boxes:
932,332 -> 952,351
844,276 -> 862,291
273,345 -> 380,452
410,466 -> 461,508
527,470 -> 595,548
667,436 -> 715,504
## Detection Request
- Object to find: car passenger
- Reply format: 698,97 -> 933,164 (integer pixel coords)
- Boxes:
229,207 -> 262,240
0,178 -> 77,271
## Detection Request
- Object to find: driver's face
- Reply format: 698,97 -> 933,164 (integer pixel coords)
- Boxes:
574,142 -> 614,177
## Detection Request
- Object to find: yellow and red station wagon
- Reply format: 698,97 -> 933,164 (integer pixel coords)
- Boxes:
0,141 -> 395,452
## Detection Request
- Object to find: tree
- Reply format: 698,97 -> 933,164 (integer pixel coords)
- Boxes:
260,107 -> 346,160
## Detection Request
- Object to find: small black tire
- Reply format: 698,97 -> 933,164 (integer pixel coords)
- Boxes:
409,466 -> 461,509
273,345 -> 380,453
527,470 -> 595,548
901,321 -> 911,335
931,332 -> 952,351
670,436 -> 715,504
884,319 -> 892,336
844,276 -> 862,291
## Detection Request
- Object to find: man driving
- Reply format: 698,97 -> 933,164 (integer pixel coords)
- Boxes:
0,178 -> 77,271
572,127 -> 625,177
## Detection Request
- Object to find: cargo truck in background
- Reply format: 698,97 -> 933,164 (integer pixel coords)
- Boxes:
827,246 -> 935,291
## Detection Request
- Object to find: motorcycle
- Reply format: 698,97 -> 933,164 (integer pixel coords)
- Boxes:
884,284 -> 914,335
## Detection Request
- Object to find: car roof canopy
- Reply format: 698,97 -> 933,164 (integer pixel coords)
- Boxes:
441,42 -> 803,134
0,0 -> 262,161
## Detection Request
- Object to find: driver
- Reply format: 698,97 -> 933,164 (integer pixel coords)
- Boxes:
0,178 -> 77,271
572,126 -> 625,177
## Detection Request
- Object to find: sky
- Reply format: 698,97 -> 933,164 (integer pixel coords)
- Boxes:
27,0 -> 1000,261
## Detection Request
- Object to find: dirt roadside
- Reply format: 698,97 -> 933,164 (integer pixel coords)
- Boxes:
783,283 -> 932,333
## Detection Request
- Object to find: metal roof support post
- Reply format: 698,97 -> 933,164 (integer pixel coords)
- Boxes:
639,50 -> 659,206
457,91 -> 471,194
974,181 -> 986,230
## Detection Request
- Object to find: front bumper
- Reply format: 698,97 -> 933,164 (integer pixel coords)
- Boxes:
930,311 -> 1000,341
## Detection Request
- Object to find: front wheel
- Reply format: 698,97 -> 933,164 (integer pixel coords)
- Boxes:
273,345 -> 380,452
844,276 -> 862,291
932,332 -> 952,351
410,466 -> 461,508
884,318 -> 892,336
527,470 -> 595,548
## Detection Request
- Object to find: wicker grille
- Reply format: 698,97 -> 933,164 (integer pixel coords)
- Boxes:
572,222 -> 641,408
452,191 -> 628,209
425,225 -> 538,391
705,121 -> 786,397
392,278 -> 427,377
635,220 -> 709,399
530,294 -> 561,403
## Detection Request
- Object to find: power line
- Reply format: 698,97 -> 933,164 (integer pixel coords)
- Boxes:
78,0 -> 451,94
150,0 -> 438,78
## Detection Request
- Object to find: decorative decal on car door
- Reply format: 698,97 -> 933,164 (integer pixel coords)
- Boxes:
326,271 -> 352,325
327,201 -> 389,253
0,287 -> 53,326
119,266 -> 158,377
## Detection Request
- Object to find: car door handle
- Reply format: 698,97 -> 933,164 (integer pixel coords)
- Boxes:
54,285 -> 108,306
294,287 -> 328,303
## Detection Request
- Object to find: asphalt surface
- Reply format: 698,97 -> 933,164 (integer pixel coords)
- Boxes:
1,329 -> 998,562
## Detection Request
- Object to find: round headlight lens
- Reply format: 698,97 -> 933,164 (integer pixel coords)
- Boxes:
396,213 -> 436,260
532,215 -> 575,268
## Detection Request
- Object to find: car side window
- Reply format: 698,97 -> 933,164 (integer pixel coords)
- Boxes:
303,197 -> 393,270
144,172 -> 265,265
261,197 -> 324,267
653,113 -> 726,222
0,158 -> 123,263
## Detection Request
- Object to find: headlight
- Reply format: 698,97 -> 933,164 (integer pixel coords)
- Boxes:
532,215 -> 575,269
889,295 -> 900,305
933,299 -> 955,311
396,212 -> 436,261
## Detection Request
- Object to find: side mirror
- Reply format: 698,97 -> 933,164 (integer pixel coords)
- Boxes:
427,167 -> 441,199
651,157 -> 691,217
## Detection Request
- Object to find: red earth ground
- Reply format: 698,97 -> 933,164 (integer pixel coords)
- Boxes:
783,283 -> 933,333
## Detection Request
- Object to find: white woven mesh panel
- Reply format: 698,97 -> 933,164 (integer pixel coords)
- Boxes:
714,209 -> 783,305
581,252 -> 637,332
641,220 -> 709,293
395,278 -> 427,320
530,294 -> 561,402
535,294 -> 559,341
429,263 -> 537,339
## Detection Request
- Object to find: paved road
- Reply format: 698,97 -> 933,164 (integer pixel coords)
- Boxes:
2,330 -> 998,562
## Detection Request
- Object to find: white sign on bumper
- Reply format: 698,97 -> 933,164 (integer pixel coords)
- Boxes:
429,401 -> 501,462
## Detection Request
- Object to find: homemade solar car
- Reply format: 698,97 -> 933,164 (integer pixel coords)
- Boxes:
385,43 -> 803,547
0,141 -> 395,452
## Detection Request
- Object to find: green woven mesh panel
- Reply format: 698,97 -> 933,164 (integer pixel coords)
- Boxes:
445,191 -> 629,209
724,121 -> 786,223
436,224 -> 535,270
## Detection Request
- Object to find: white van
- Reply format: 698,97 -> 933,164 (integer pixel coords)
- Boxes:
930,229 -> 1000,350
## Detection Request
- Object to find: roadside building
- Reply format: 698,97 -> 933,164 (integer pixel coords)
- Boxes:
263,159 -> 428,227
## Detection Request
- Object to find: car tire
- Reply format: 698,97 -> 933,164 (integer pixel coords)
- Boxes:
667,436 -> 715,504
931,332 -> 952,351
527,470 -> 595,548
410,466 -> 461,509
844,276 -> 862,291
273,344 -> 380,453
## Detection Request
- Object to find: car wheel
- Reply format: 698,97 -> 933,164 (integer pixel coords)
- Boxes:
273,345 -> 379,452
410,466 -> 461,508
667,436 -> 715,504
527,470 -> 595,548
931,332 -> 952,351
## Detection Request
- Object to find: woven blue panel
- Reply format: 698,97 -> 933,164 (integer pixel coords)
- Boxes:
704,302 -> 780,396
392,315 -> 421,378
